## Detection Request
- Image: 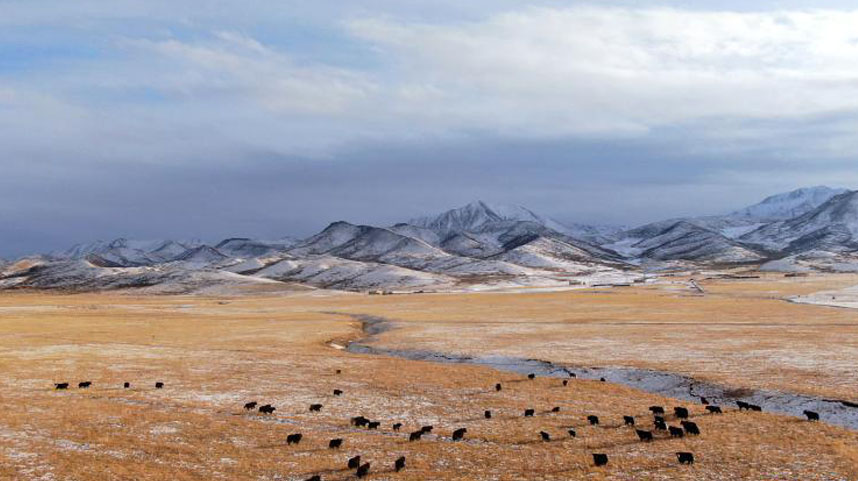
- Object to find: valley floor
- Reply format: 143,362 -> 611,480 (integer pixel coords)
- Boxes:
1,275 -> 857,480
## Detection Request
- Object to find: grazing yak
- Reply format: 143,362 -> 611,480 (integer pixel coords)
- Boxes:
804,410 -> 820,421
333,389 -> 343,396
749,404 -> 763,412
705,405 -> 722,414
244,401 -> 258,411
328,438 -> 342,449
623,416 -> 635,426
347,455 -> 361,469
409,431 -> 423,442
367,421 -> 380,430
592,453 -> 608,467
676,452 -> 695,465
452,428 -> 467,441
599,378 -> 606,382
524,409 -> 535,417
309,404 -> 323,412
356,462 -> 371,478
395,456 -> 406,472
351,416 -> 369,427
286,433 -> 303,445
736,400 -> 750,411
587,415 -> 600,426
484,410 -> 492,419
540,431 -> 551,442
258,404 -> 276,414
654,419 -> 667,431
392,422 -> 402,431
78,381 -> 92,389
420,425 -> 433,434
635,429 -> 653,442
649,406 -> 665,415
55,383 -> 69,390
551,406 -> 561,413
123,382 -> 130,389
155,382 -> 164,389
562,380 -> 568,386
527,373 -> 536,380
567,429 -> 577,438
495,383 -> 502,392
673,407 -> 689,419
700,396 -> 709,405
335,369 -> 341,374
669,426 -> 684,438
681,420 -> 700,435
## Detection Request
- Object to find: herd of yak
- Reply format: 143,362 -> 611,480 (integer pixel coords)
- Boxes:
54,370 -> 822,479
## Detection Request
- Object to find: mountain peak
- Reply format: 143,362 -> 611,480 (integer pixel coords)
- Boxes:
730,186 -> 849,220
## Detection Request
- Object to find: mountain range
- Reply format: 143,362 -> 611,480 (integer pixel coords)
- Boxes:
3,186 -> 858,294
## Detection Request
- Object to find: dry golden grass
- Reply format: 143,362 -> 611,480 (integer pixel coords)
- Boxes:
0,278 -> 857,480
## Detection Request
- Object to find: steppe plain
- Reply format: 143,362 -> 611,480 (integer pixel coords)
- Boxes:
2,272 -> 858,480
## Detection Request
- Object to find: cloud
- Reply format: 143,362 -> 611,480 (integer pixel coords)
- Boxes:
348,7 -> 858,138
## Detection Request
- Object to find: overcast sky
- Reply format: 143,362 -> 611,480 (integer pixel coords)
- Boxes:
3,1 -> 858,258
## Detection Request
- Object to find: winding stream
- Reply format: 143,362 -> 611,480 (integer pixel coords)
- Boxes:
338,313 -> 858,430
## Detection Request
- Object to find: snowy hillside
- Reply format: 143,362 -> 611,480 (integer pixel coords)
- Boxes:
730,186 -> 848,220
7,186 -> 858,294
741,190 -> 858,253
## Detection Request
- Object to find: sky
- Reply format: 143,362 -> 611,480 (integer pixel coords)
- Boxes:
3,0 -> 858,258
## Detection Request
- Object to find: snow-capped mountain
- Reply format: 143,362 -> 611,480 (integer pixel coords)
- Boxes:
7,186 -> 858,294
730,186 -> 848,221
741,190 -> 858,253
215,237 -> 298,258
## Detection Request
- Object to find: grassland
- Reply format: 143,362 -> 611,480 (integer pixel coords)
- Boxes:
1,274 -> 857,480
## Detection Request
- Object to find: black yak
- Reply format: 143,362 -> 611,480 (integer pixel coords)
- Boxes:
309,403 -> 323,412
649,406 -> 665,415
78,381 -> 91,389
635,429 -> 653,442
286,433 -> 303,445
123,382 -> 130,389
394,456 -> 406,472
669,426 -> 684,438
328,438 -> 342,449
409,431 -> 423,442
673,407 -> 689,419
367,421 -> 380,430
528,373 -> 536,380
258,404 -> 275,414
392,422 -> 402,431
705,405 -> 722,414
676,452 -> 695,465
524,409 -> 535,417
623,415 -> 635,426
567,429 -> 576,438
333,389 -> 343,396
484,410 -> 492,419
587,415 -> 599,425
593,453 -> 608,467
681,421 -> 700,435
804,410 -> 820,421
55,383 -> 69,390
244,401 -> 258,411
452,428 -> 467,441
540,431 -> 550,441
347,455 -> 361,469
155,382 -> 164,389
551,406 -> 561,413
356,463 -> 370,478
